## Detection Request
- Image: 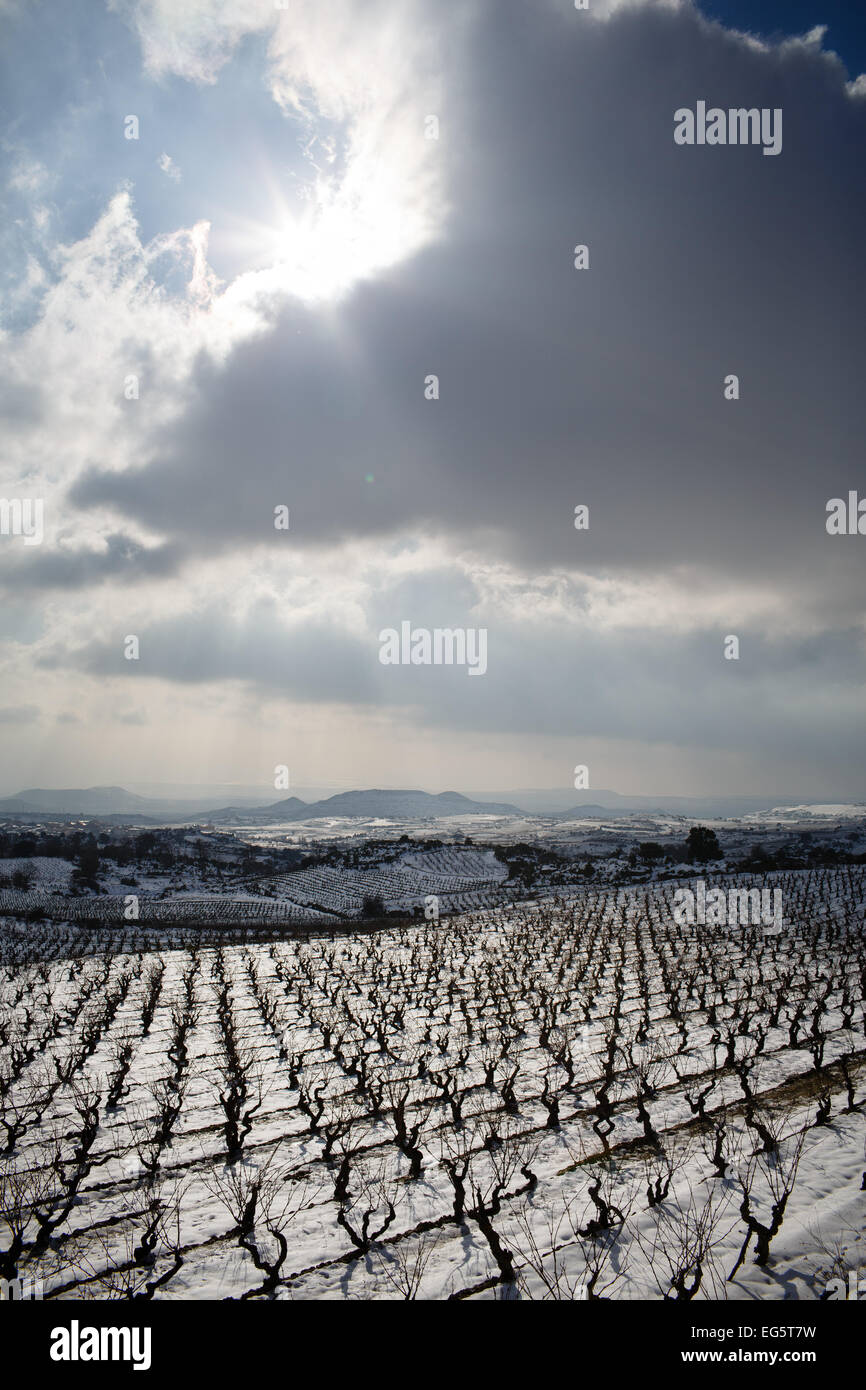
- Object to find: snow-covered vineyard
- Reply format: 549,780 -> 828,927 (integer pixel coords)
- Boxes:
249,847 -> 512,917
0,846 -> 513,925
1,866 -> 864,1301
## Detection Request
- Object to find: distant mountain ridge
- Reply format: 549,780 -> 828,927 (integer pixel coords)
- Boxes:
267,789 -> 521,819
0,786 -> 151,814
205,789 -> 523,822
0,784 -> 862,823
0,786 -> 271,817
0,785 -> 522,821
475,789 -> 858,818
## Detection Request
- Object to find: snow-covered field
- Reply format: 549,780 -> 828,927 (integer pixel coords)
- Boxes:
0,845 -> 512,925
0,857 -> 76,890
745,804 -> 866,822
256,846 -> 509,917
1,866 -> 864,1301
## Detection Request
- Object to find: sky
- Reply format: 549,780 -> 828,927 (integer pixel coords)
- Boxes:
704,0 -> 866,78
0,0 -> 864,799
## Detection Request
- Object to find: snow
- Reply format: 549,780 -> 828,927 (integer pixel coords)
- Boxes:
1,866 -> 864,1301
0,856 -> 76,889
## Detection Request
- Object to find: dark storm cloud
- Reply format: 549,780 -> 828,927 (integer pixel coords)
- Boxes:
0,704 -> 39,723
1,533 -> 183,593
38,570 -> 866,768
37,600 -> 380,704
63,0 -> 866,610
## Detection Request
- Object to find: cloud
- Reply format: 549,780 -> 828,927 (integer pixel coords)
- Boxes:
38,598 -> 379,705
52,1 -> 865,612
0,704 -> 40,723
0,533 -> 183,593
115,0 -> 448,296
6,157 -> 53,197
116,709 -> 148,724
157,151 -> 181,182
1,0 -> 864,791
32,558 -> 866,772
0,188 -> 281,596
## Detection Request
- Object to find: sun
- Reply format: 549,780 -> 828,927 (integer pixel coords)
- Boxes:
221,125 -> 440,307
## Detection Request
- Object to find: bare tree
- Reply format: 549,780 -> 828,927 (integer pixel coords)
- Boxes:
636,1175 -> 735,1300
336,1158 -> 398,1257
203,1143 -> 312,1296
728,1121 -> 807,1279
372,1230 -> 441,1299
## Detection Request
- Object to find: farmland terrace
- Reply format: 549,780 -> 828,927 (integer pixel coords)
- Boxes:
0,865 -> 864,1300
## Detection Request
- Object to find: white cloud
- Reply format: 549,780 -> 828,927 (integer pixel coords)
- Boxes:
119,0 -> 448,298
0,188 -> 282,583
7,157 -> 53,198
157,151 -> 182,182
